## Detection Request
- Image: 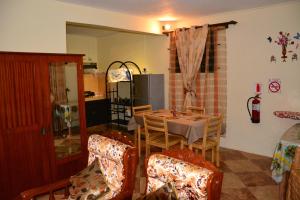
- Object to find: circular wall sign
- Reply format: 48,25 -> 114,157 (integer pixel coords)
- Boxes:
268,81 -> 281,93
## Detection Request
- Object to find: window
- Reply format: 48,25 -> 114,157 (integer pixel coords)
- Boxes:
175,30 -> 215,73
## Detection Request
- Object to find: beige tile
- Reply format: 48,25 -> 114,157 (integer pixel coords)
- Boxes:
132,193 -> 142,200
221,188 -> 257,200
222,172 -> 246,189
135,164 -> 141,178
263,169 -> 272,177
225,160 -> 261,173
248,185 -> 279,200
237,172 -> 276,187
251,158 -> 272,171
241,151 -> 271,160
140,177 -> 146,193
220,150 -> 248,161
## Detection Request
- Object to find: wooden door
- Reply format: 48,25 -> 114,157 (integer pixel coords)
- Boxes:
0,54 -> 52,200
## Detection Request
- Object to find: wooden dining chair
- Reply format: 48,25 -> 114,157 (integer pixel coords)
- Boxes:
132,105 -> 152,157
186,106 -> 206,115
132,104 -> 153,115
181,113 -> 223,167
143,114 -> 182,157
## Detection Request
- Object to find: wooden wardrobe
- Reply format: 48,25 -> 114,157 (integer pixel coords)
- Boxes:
0,52 -> 88,199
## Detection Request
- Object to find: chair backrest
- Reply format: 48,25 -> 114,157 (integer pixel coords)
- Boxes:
203,114 -> 223,145
145,149 -> 223,200
87,132 -> 138,199
186,106 -> 205,115
143,114 -> 168,145
132,104 -> 152,115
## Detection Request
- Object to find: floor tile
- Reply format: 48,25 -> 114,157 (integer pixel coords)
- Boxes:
132,193 -> 141,200
221,188 -> 257,200
237,172 -> 276,187
248,185 -> 279,200
140,177 -> 146,194
219,161 -> 232,173
241,151 -> 270,160
225,160 -> 262,173
250,158 -> 272,171
222,172 -> 246,189
220,149 -> 248,161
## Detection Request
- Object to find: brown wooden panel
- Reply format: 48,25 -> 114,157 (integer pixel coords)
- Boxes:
0,55 -> 50,200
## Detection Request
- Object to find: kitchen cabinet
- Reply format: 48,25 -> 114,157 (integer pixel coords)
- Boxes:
0,52 -> 87,199
85,98 -> 110,127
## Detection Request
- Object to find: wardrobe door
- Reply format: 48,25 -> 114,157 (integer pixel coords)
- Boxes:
0,54 -> 51,200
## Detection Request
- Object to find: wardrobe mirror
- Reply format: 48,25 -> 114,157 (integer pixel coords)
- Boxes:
49,62 -> 81,159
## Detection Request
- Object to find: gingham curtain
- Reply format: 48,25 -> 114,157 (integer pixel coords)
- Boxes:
169,27 -> 227,129
175,25 -> 208,109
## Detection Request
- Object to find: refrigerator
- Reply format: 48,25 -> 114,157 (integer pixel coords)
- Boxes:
133,74 -> 164,110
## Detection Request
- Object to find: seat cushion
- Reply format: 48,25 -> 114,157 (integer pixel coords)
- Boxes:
138,183 -> 178,200
69,158 -> 110,200
146,154 -> 213,200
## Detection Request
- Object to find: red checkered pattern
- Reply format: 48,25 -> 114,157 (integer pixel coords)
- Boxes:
169,28 -> 227,129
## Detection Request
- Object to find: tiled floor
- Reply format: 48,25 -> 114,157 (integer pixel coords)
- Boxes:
88,125 -> 279,200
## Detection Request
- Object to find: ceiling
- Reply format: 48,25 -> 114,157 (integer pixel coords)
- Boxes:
59,0 -> 293,19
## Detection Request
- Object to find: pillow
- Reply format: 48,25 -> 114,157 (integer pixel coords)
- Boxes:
138,183 -> 178,200
69,158 -> 110,200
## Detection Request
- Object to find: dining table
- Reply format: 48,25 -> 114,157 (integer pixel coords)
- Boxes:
127,109 -> 209,156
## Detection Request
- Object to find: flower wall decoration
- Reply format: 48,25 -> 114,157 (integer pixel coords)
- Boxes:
268,31 -> 299,63
274,32 -> 294,62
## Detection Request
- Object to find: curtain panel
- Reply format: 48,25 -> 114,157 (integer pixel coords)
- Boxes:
169,27 -> 227,130
175,25 -> 208,109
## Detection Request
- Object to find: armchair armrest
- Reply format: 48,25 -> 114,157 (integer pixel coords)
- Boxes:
15,178 -> 70,200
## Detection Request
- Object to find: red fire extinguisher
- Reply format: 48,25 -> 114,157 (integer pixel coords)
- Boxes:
247,94 -> 261,123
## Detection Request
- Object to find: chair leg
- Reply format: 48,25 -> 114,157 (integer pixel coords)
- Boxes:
180,140 -> 184,149
146,144 -> 150,158
188,144 -> 193,150
216,146 -> 220,167
202,148 -> 206,161
134,129 -> 137,146
137,127 -> 141,157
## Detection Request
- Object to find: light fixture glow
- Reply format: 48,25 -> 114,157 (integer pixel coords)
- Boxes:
163,24 -> 172,31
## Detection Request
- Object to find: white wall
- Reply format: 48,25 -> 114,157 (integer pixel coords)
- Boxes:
179,1 -> 300,156
66,34 -> 99,63
0,0 -> 160,53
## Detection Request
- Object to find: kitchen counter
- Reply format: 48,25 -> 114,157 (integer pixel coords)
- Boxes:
85,95 -> 106,102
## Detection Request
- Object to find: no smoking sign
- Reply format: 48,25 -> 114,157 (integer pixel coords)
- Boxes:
268,79 -> 281,93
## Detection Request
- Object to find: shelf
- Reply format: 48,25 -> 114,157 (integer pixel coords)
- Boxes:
106,61 -> 141,128
111,102 -> 132,106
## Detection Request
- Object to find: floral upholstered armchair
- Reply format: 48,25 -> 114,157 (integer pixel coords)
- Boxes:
16,132 -> 138,200
142,149 -> 223,200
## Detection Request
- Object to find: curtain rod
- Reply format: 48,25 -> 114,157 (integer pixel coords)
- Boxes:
163,20 -> 237,35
